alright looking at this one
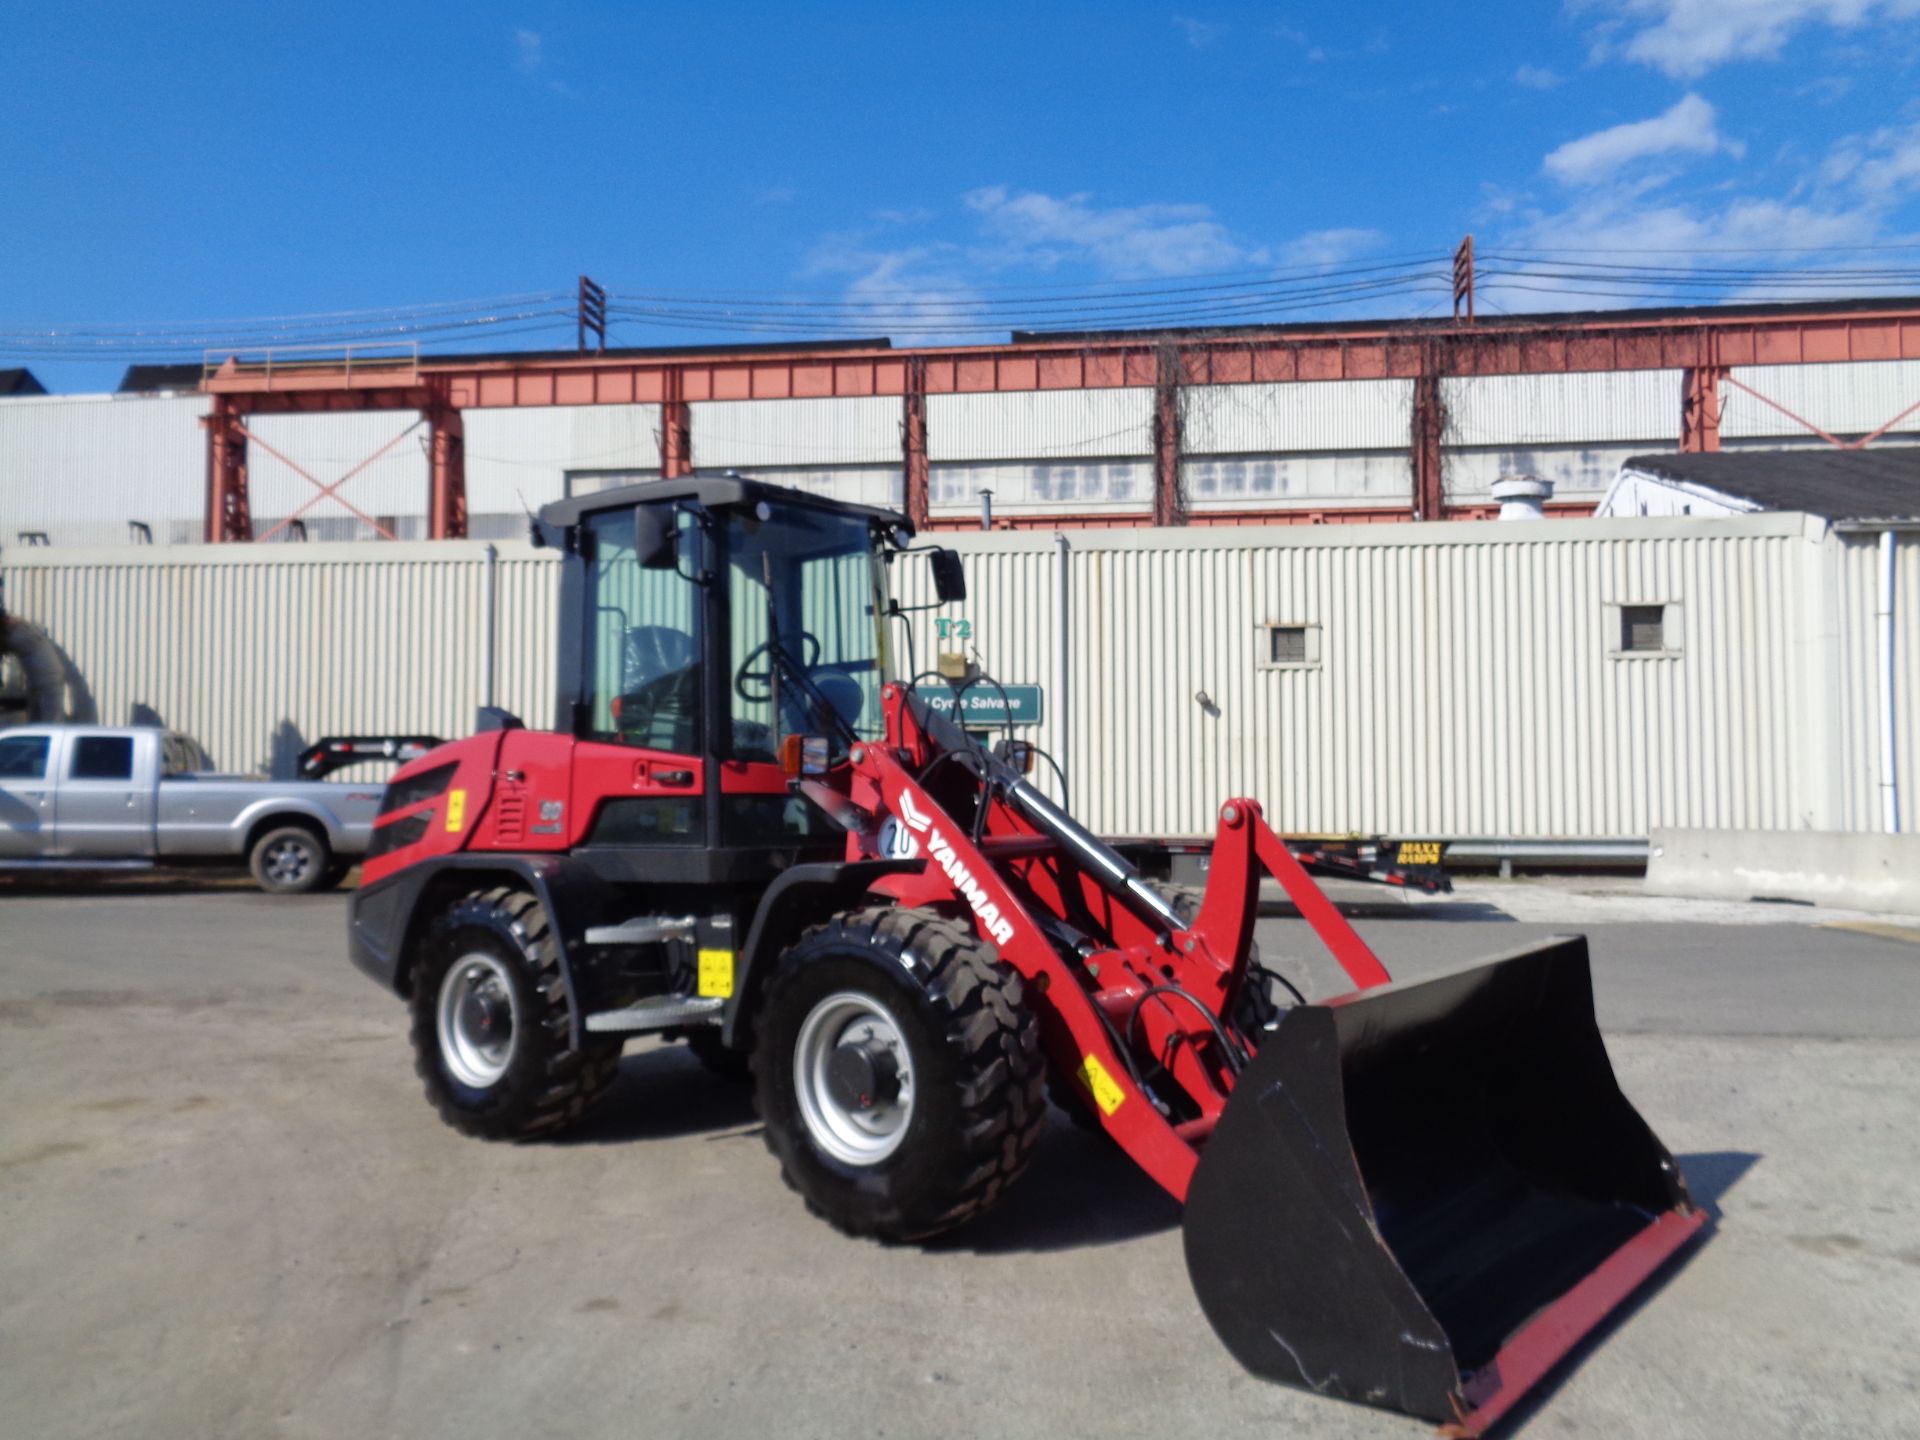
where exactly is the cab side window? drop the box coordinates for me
[0,735,50,779]
[582,505,702,753]
[70,735,134,781]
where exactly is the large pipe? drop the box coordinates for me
[482,542,499,711]
[1054,532,1070,793]
[1881,527,1901,833]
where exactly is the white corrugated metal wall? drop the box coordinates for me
[1722,359,1920,440]
[928,389,1154,515]
[1181,380,1411,511]
[0,393,209,546]
[1,543,559,776]
[903,515,1832,838]
[7,515,1897,838]
[8,515,1894,837]
[1831,532,1920,831]
[248,410,432,541]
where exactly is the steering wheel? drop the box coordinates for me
[735,631,822,702]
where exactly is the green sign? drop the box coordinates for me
[921,684,1045,727]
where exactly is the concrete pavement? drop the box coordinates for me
[1,880,1916,1439]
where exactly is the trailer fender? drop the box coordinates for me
[721,858,924,1049]
[349,852,610,1047]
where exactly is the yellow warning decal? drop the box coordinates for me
[696,949,735,999]
[1076,1054,1127,1117]
[444,789,467,832]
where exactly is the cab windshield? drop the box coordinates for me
[727,506,890,763]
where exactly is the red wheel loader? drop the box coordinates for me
[348,477,1704,1434]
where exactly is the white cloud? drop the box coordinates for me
[1543,94,1741,185]
[513,25,581,98]
[1488,117,1920,311]
[514,28,543,74]
[1172,14,1224,48]
[1279,227,1386,267]
[1514,63,1563,87]
[962,186,1265,276]
[1587,0,1920,78]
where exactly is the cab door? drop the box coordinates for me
[0,731,55,856]
[53,732,157,857]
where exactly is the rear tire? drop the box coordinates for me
[754,906,1045,1242]
[248,824,332,895]
[409,888,621,1140]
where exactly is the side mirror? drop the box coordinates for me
[930,548,967,604]
[633,506,678,570]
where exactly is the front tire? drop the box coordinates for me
[409,888,621,1140]
[248,824,332,895]
[754,907,1045,1242]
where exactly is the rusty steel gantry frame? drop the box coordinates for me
[198,297,1920,541]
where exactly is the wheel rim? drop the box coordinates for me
[793,991,916,1166]
[437,953,518,1088]
[263,836,313,885]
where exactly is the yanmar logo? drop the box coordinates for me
[897,790,1017,947]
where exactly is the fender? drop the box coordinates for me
[349,851,620,1048]
[721,858,925,1048]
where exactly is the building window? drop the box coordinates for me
[1620,604,1665,653]
[1610,601,1679,658]
[1259,623,1320,669]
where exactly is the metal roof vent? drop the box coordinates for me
[1490,473,1553,520]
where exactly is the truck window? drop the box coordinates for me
[0,735,50,779]
[70,735,135,781]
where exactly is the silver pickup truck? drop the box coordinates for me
[0,724,383,893]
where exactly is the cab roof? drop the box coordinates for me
[538,474,912,535]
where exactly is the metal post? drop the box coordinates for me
[1880,528,1902,833]
[429,404,467,540]
[1154,347,1185,526]
[1681,366,1725,452]
[204,399,252,543]
[1412,371,1446,521]
[1054,532,1070,794]
[978,489,994,531]
[903,358,930,529]
[483,543,499,711]
[660,369,692,478]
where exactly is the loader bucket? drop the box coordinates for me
[1183,936,1705,1434]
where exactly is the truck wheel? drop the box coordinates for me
[754,906,1046,1242]
[248,824,332,895]
[409,888,621,1141]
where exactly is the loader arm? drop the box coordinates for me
[840,680,1704,1434]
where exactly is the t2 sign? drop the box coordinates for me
[934,617,973,643]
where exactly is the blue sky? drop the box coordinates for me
[5,1,1920,392]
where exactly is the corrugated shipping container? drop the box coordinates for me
[1830,532,1920,831]
[8,515,1905,843]
[901,514,1852,839]
[1722,359,1920,439]
[0,393,208,545]
[1,542,560,776]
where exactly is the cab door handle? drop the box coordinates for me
[655,770,695,787]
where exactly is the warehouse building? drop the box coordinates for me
[4,296,1919,547]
